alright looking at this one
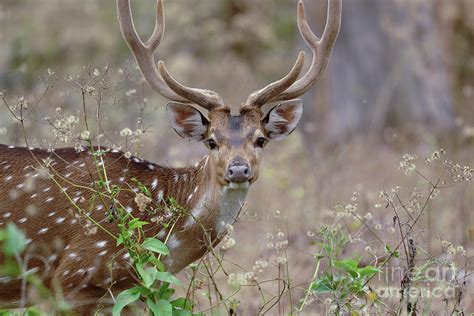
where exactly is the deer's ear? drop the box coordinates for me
[262,99,303,140]
[166,103,209,141]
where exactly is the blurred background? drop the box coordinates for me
[0,0,473,313]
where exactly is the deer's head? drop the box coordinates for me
[117,0,341,189]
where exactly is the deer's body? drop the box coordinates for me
[0,144,247,306]
[0,0,341,313]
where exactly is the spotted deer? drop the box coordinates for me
[0,0,341,313]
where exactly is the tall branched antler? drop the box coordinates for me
[244,0,342,108]
[117,0,225,110]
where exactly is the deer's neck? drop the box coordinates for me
[168,155,248,235]
[159,155,248,272]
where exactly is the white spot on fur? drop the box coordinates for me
[166,234,181,251]
[151,178,158,190]
[96,241,107,248]
[156,190,164,202]
[56,217,65,224]
[184,191,209,228]
[38,227,49,234]
[157,230,167,238]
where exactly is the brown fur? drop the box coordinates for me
[0,144,217,313]
[0,107,270,313]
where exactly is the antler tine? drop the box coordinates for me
[117,0,185,102]
[117,0,225,110]
[270,0,342,102]
[244,51,305,108]
[159,61,225,110]
[145,0,165,52]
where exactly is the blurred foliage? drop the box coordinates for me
[0,0,474,313]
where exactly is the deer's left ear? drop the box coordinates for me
[166,103,209,141]
[262,99,303,140]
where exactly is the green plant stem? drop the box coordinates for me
[297,252,322,312]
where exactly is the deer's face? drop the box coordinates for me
[118,0,340,188]
[167,100,303,189]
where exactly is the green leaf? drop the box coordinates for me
[116,235,124,246]
[3,223,27,256]
[385,244,400,258]
[155,271,182,286]
[142,238,170,256]
[112,288,141,316]
[359,266,380,278]
[25,307,43,316]
[128,218,149,230]
[147,299,173,316]
[335,258,359,278]
[171,298,193,311]
[160,287,175,300]
[311,279,333,293]
[173,311,193,316]
[136,264,158,288]
[149,256,165,272]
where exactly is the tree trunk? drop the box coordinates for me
[300,0,455,145]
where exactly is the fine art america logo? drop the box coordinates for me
[373,266,460,300]
[375,285,456,300]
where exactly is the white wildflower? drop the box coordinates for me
[120,128,133,137]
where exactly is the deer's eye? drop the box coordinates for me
[255,137,267,148]
[206,138,218,150]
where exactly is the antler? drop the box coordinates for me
[117,0,225,110]
[244,0,342,108]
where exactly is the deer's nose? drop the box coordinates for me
[226,161,251,183]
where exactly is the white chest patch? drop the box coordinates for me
[183,186,248,234]
[216,186,248,234]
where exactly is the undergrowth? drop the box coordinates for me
[0,68,472,315]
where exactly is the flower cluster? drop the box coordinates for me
[45,109,80,143]
[441,240,467,256]
[228,271,256,286]
[399,153,417,175]
[134,193,152,213]
[267,229,288,265]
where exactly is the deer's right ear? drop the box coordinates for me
[166,103,209,142]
